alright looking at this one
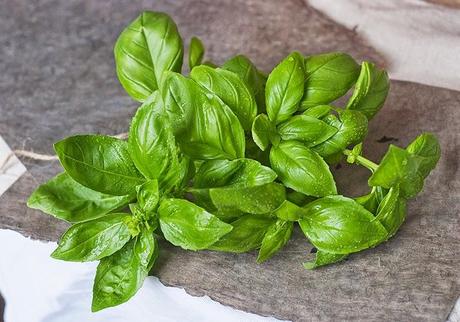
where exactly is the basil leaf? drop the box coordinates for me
[54,135,144,196]
[129,92,179,178]
[51,213,132,262]
[369,134,440,198]
[270,141,337,197]
[222,55,267,112]
[251,114,279,151]
[273,200,306,221]
[277,115,338,147]
[375,186,406,238]
[190,65,257,130]
[257,219,293,263]
[27,173,131,223]
[136,180,159,215]
[312,110,368,158]
[209,183,286,215]
[189,36,204,69]
[300,52,360,110]
[303,251,347,270]
[193,158,277,189]
[158,198,233,250]
[346,62,389,120]
[162,73,245,160]
[114,11,183,102]
[92,230,157,312]
[266,52,305,124]
[299,195,388,254]
[355,186,386,214]
[302,105,332,119]
[210,214,276,253]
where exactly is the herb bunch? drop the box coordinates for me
[27,11,440,311]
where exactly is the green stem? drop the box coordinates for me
[343,149,379,172]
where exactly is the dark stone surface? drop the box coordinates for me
[0,1,458,321]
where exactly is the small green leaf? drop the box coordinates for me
[222,55,267,112]
[191,65,257,130]
[136,180,159,215]
[51,213,132,262]
[355,186,387,214]
[346,62,389,120]
[273,200,306,221]
[375,186,406,238]
[270,141,337,197]
[303,251,347,269]
[54,135,144,196]
[312,110,368,158]
[251,114,279,151]
[158,198,233,250]
[277,115,338,147]
[302,105,332,119]
[193,158,277,189]
[210,214,276,253]
[265,52,305,124]
[406,133,441,178]
[114,11,183,102]
[300,52,360,109]
[209,183,286,215]
[257,219,293,263]
[92,230,157,312]
[299,195,388,254]
[27,173,131,223]
[189,36,205,69]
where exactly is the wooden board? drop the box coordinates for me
[0,1,458,321]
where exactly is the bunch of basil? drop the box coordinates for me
[27,11,440,311]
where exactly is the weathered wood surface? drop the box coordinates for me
[0,1,458,321]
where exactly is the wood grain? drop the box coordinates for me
[0,1,458,321]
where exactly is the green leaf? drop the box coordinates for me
[209,183,286,215]
[162,73,245,160]
[51,213,132,262]
[375,186,406,238]
[299,196,388,254]
[92,230,157,312]
[369,134,440,198]
[54,135,144,196]
[136,180,159,215]
[114,11,183,102]
[257,219,293,263]
[355,186,386,214]
[273,200,306,221]
[312,110,368,158]
[189,36,204,69]
[222,55,267,112]
[27,173,131,223]
[270,141,337,197]
[346,62,389,120]
[190,65,258,130]
[251,114,279,151]
[300,52,360,110]
[265,52,305,124]
[303,251,347,269]
[129,92,178,177]
[193,158,277,189]
[302,105,332,119]
[277,115,338,147]
[158,198,233,250]
[210,214,276,253]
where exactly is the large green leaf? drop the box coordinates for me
[300,52,360,109]
[210,214,276,253]
[54,135,144,196]
[51,213,132,262]
[346,62,389,120]
[191,65,257,130]
[270,141,337,197]
[27,173,131,223]
[257,219,293,263]
[277,115,338,147]
[114,11,183,101]
[222,55,267,112]
[92,230,157,312]
[158,198,233,250]
[265,52,305,124]
[299,196,388,254]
